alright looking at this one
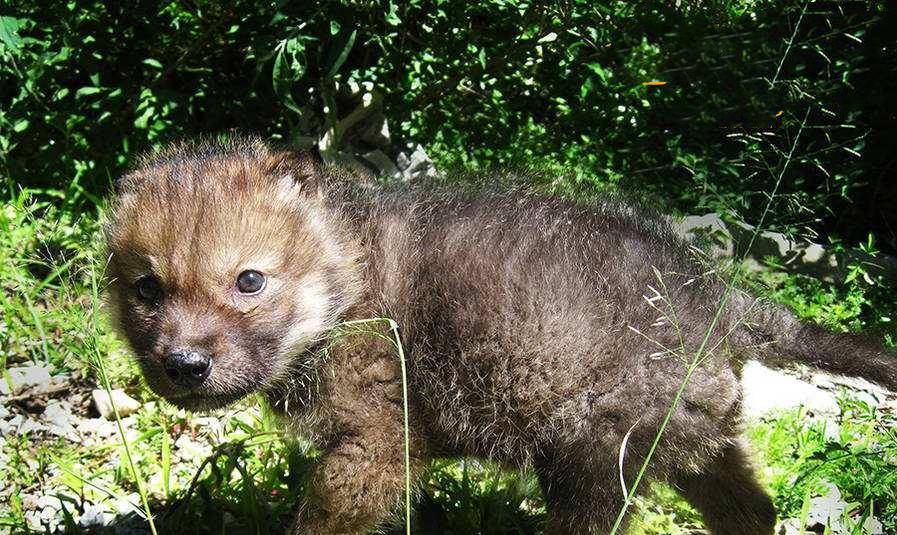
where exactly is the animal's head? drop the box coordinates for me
[104,138,362,410]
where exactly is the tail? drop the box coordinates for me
[732,292,897,391]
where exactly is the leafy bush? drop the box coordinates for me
[1,1,895,250]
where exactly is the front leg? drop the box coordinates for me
[291,423,424,535]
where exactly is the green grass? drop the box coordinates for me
[2,183,896,534]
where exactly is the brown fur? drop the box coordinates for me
[104,137,897,535]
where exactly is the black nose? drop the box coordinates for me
[164,349,212,388]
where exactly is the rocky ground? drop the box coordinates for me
[1,359,894,534]
[0,362,257,534]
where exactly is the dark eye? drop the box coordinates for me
[135,275,162,302]
[236,270,266,295]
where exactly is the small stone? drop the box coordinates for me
[395,150,410,172]
[399,144,437,180]
[825,374,889,406]
[810,373,837,390]
[4,364,53,395]
[78,503,108,527]
[174,434,212,461]
[24,509,43,531]
[42,400,79,439]
[36,493,61,513]
[361,150,401,178]
[807,481,847,532]
[21,494,41,510]
[92,389,142,419]
[672,213,735,259]
[822,420,841,442]
[777,518,803,535]
[17,417,48,436]
[77,417,119,439]
[864,515,885,535]
[882,399,897,414]
[1,413,22,435]
[112,492,142,517]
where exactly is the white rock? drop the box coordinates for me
[4,364,53,395]
[77,417,119,439]
[21,493,41,510]
[361,149,401,178]
[672,213,735,259]
[776,518,804,535]
[742,361,840,419]
[24,509,43,531]
[810,373,837,390]
[802,481,883,534]
[822,420,841,442]
[814,373,890,406]
[78,502,109,527]
[36,493,62,513]
[882,398,897,414]
[174,434,212,461]
[400,143,437,180]
[112,492,142,517]
[864,516,885,535]
[806,482,847,532]
[1,414,22,435]
[92,389,142,419]
[17,417,48,436]
[42,400,79,440]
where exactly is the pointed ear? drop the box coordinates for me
[263,149,323,194]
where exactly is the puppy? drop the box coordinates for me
[104,137,897,534]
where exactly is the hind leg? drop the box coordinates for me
[534,453,629,535]
[673,441,776,535]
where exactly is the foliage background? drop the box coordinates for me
[2,1,897,534]
[2,0,896,248]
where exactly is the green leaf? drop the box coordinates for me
[586,62,612,84]
[537,32,558,43]
[581,77,594,99]
[75,87,103,98]
[134,106,154,129]
[0,16,24,53]
[385,3,401,26]
[272,39,304,116]
[142,58,163,69]
[326,29,357,79]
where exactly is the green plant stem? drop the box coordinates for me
[90,258,158,535]
[338,318,412,535]
[609,290,731,534]
[610,109,811,534]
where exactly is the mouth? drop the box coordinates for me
[163,389,251,411]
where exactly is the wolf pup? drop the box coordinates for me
[105,138,897,535]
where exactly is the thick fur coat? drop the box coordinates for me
[104,138,897,535]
